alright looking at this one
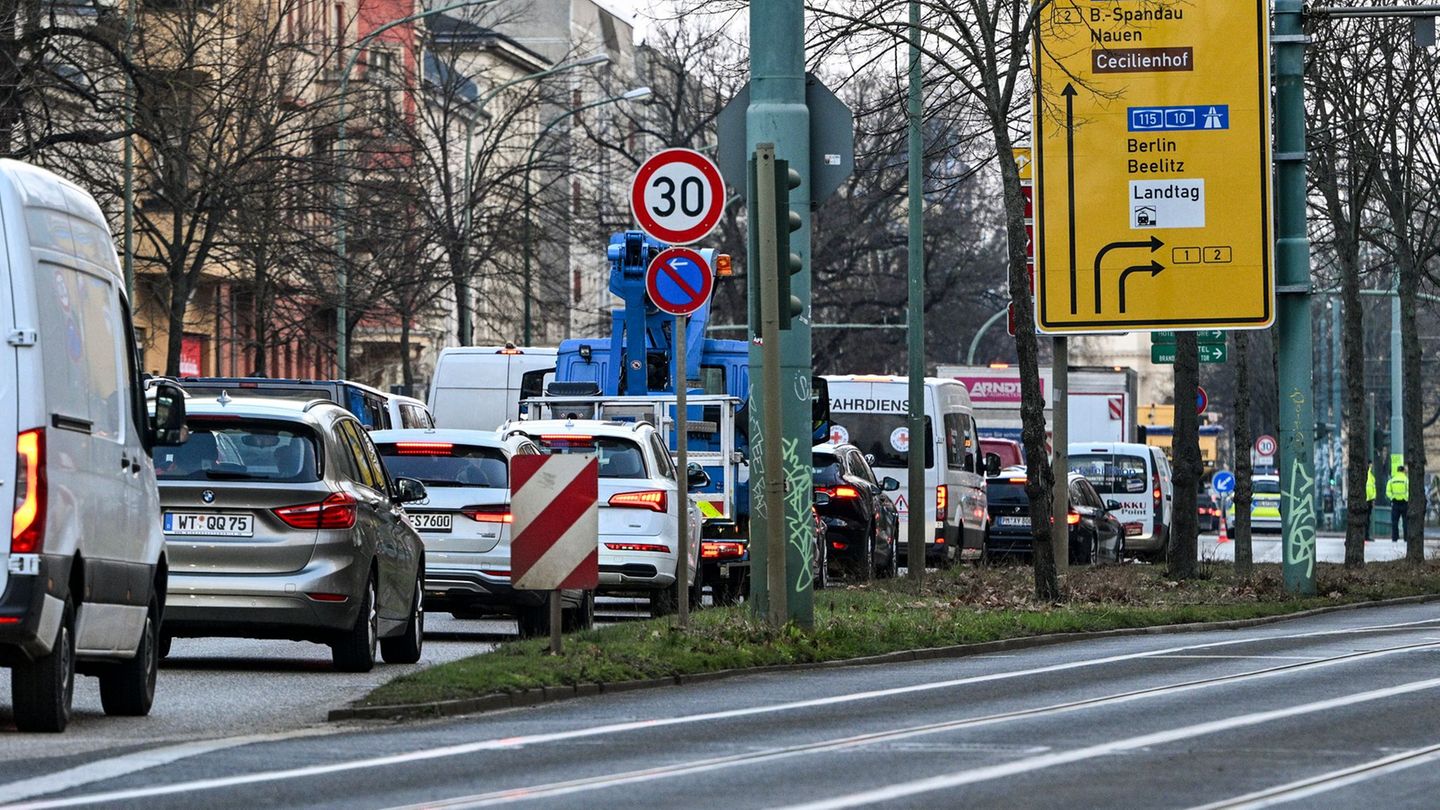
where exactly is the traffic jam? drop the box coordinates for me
[0,152,1231,735]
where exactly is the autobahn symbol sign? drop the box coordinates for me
[1033,0,1274,333]
[646,248,714,317]
[631,148,725,245]
[510,455,599,592]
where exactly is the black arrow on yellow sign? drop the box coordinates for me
[1062,83,1078,315]
[1094,236,1163,313]
[1119,261,1165,314]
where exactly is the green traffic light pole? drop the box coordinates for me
[519,87,652,346]
[455,53,610,345]
[746,0,813,627]
[332,0,501,378]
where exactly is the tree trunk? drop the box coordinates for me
[164,271,189,376]
[994,126,1058,601]
[1399,243,1425,562]
[1168,333,1200,578]
[1340,252,1370,563]
[0,0,19,156]
[1233,330,1253,578]
[453,246,472,347]
[399,313,413,393]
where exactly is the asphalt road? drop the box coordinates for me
[4,600,1439,808]
[1199,532,1438,564]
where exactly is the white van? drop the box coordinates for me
[1067,442,1173,560]
[823,376,996,567]
[428,345,557,430]
[0,161,187,732]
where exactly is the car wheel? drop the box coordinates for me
[688,567,704,610]
[858,529,875,582]
[563,590,596,632]
[12,598,75,733]
[158,633,173,660]
[331,574,378,673]
[99,596,160,716]
[380,575,424,664]
[814,539,829,590]
[651,581,679,617]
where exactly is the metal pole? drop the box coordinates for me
[747,0,812,627]
[333,0,499,377]
[1052,337,1069,574]
[905,0,927,581]
[675,313,690,626]
[966,307,1009,365]
[756,144,787,628]
[1275,0,1317,595]
[1390,288,1403,476]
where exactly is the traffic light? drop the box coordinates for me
[749,150,804,331]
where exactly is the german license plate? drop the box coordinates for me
[998,516,1030,526]
[410,512,453,532]
[1124,523,1144,536]
[164,512,253,537]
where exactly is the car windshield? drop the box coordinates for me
[987,481,1030,505]
[529,435,648,479]
[1254,478,1281,494]
[154,420,320,482]
[375,443,508,488]
[830,413,933,470]
[1068,454,1148,494]
[813,452,843,486]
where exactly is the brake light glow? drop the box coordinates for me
[462,505,513,523]
[1007,477,1028,484]
[608,490,667,512]
[936,485,948,517]
[815,485,860,500]
[392,441,454,456]
[605,542,670,553]
[831,541,848,551]
[274,492,358,529]
[701,541,746,559]
[306,592,349,602]
[1066,511,1081,525]
[497,347,524,355]
[12,429,45,554]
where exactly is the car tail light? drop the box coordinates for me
[274,492,358,529]
[391,441,454,456]
[462,505,513,523]
[936,485,948,517]
[831,541,848,550]
[815,485,860,499]
[605,542,670,552]
[11,429,45,554]
[609,490,667,512]
[1066,511,1081,525]
[306,592,349,602]
[700,540,745,559]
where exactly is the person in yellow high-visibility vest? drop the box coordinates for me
[1388,464,1410,543]
[1365,465,1377,542]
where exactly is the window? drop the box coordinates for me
[376,443,508,488]
[336,420,383,491]
[528,434,648,479]
[650,434,676,480]
[850,450,880,485]
[812,451,844,487]
[1069,454,1148,495]
[155,420,320,483]
[830,413,933,470]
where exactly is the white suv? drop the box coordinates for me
[503,419,701,617]
[371,428,595,636]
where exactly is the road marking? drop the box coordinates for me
[1188,742,1440,809]
[9,615,1440,808]
[0,727,335,805]
[377,640,1440,809]
[1150,655,1322,660]
[782,677,1440,810]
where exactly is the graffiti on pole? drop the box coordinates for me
[1284,456,1317,580]
[783,436,815,593]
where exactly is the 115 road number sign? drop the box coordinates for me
[630,148,725,245]
[1033,0,1274,333]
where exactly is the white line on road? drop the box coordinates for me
[378,640,1440,809]
[1187,742,1440,809]
[8,615,1440,808]
[781,678,1440,810]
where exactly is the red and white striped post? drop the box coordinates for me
[511,455,600,654]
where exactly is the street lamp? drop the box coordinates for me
[332,0,502,379]
[454,51,610,345]
[520,86,653,346]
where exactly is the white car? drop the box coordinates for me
[503,419,702,617]
[371,428,594,636]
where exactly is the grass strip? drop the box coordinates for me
[363,558,1440,708]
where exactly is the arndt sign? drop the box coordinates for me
[1033,1,1273,332]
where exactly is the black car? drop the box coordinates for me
[984,470,1125,564]
[812,443,900,580]
[1198,493,1222,533]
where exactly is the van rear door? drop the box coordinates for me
[0,203,18,594]
[1069,450,1155,540]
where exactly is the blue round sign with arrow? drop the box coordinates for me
[645,247,714,317]
[1211,470,1236,495]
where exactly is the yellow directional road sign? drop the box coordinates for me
[1033,0,1273,333]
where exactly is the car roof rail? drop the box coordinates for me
[301,399,332,412]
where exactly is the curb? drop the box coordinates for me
[327,592,1440,723]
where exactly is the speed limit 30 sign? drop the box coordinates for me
[630,148,725,245]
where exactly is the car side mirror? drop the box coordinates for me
[149,381,188,448]
[984,452,1003,477]
[813,491,831,506]
[881,476,901,492]
[395,477,428,504]
[686,463,711,491]
[1106,499,1122,511]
